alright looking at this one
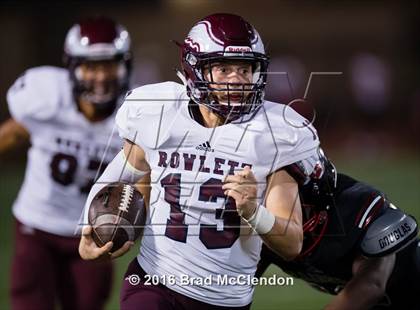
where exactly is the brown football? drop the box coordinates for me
[88,183,146,252]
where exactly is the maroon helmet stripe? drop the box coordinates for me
[197,14,257,48]
[197,21,224,46]
[79,17,117,44]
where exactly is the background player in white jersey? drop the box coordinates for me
[0,17,131,310]
[79,13,322,309]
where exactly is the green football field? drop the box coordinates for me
[1,154,419,309]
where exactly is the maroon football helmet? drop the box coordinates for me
[64,17,131,118]
[180,13,269,122]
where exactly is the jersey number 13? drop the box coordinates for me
[161,173,241,250]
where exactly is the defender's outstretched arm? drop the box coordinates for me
[324,254,395,310]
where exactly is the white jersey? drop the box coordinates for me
[7,66,122,236]
[115,81,320,306]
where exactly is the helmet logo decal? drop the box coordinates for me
[249,31,258,44]
[185,37,200,52]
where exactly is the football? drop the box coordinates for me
[88,183,146,252]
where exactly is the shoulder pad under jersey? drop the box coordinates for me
[7,66,68,125]
[115,81,186,149]
[259,101,320,173]
[361,206,418,257]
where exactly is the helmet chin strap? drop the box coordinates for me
[89,99,118,118]
[78,97,118,121]
[81,92,114,105]
[73,84,119,121]
[72,71,126,121]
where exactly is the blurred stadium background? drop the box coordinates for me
[0,1,419,309]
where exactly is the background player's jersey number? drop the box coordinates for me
[50,152,107,193]
[161,173,241,250]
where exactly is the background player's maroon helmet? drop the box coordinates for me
[180,13,270,122]
[64,17,131,117]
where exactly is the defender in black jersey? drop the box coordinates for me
[257,153,419,309]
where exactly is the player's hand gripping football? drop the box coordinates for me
[223,166,258,219]
[79,225,134,261]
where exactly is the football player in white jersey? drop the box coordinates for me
[1,17,131,310]
[79,13,321,309]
